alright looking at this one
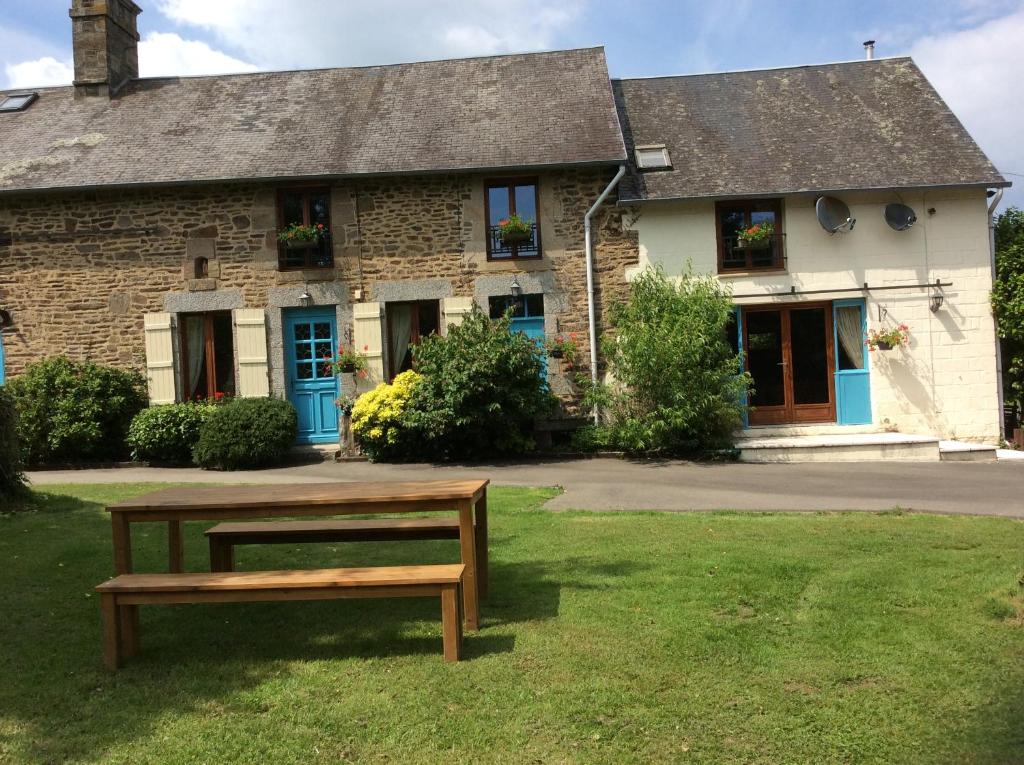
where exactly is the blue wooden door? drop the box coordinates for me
[284,308,339,444]
[511,316,546,376]
[833,299,872,425]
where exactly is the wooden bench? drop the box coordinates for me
[95,564,465,669]
[204,518,487,598]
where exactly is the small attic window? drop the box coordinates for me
[635,144,671,170]
[0,93,38,112]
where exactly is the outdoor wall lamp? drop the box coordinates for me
[510,277,522,298]
[930,293,944,313]
[298,289,313,307]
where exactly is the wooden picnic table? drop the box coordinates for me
[106,480,489,631]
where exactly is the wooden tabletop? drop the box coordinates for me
[108,480,489,513]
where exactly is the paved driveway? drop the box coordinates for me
[27,457,1024,518]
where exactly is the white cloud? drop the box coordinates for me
[153,0,585,69]
[910,9,1024,208]
[138,32,257,77]
[5,56,73,88]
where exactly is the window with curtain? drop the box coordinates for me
[277,188,333,270]
[180,312,235,400]
[386,300,440,379]
[716,199,784,272]
[835,304,866,370]
[486,178,541,260]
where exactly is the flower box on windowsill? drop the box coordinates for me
[500,231,533,247]
[735,237,771,250]
[283,238,319,250]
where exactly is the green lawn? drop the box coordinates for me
[1,484,1022,764]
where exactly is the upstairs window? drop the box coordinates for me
[0,93,37,112]
[278,188,333,270]
[635,144,671,170]
[716,199,784,272]
[486,178,541,260]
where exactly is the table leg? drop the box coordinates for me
[474,492,488,601]
[110,515,139,655]
[168,520,185,573]
[458,500,480,632]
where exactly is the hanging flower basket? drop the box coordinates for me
[341,362,356,373]
[549,348,564,359]
[866,324,909,352]
[544,333,578,363]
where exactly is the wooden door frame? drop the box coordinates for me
[743,302,836,426]
[386,300,441,380]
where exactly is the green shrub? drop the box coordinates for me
[6,357,147,465]
[192,397,298,470]
[0,386,27,503]
[350,370,423,461]
[404,307,556,461]
[582,266,751,455]
[127,402,217,464]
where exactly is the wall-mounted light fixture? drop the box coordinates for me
[929,292,944,313]
[298,289,313,308]
[510,277,522,298]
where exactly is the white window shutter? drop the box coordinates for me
[233,308,270,398]
[353,302,385,385]
[143,312,176,404]
[441,297,475,335]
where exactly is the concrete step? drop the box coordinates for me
[939,440,998,462]
[735,432,940,463]
[739,424,884,439]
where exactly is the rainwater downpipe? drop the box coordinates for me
[584,164,626,425]
[988,188,1006,440]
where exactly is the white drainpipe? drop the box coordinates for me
[584,164,627,425]
[988,188,1006,439]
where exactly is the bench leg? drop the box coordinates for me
[441,584,462,663]
[209,537,234,572]
[120,605,139,658]
[101,593,122,670]
[168,521,185,573]
[475,494,488,601]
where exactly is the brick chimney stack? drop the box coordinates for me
[69,0,142,98]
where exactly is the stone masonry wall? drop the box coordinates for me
[0,168,638,404]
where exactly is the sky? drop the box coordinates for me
[2,0,1022,208]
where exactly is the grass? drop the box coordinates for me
[0,483,1022,764]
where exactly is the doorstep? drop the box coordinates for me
[938,440,998,462]
[735,431,940,463]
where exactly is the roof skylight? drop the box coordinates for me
[0,93,38,112]
[635,144,671,170]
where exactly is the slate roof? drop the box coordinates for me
[0,47,625,194]
[613,58,1008,203]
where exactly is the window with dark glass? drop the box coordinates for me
[387,300,440,379]
[277,188,333,270]
[716,199,784,272]
[180,312,235,400]
[486,178,541,260]
[488,293,544,319]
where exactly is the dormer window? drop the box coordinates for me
[635,144,671,170]
[0,93,38,112]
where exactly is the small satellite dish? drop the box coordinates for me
[884,202,917,231]
[815,196,856,234]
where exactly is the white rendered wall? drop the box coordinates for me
[624,188,1000,442]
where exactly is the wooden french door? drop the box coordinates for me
[743,304,835,425]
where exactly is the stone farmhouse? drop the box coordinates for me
[0,1,1010,451]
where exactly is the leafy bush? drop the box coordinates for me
[192,397,298,470]
[0,386,27,503]
[6,357,147,465]
[350,370,423,461]
[404,307,556,460]
[581,266,750,455]
[992,207,1024,419]
[127,402,217,464]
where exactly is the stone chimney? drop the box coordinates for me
[69,0,142,98]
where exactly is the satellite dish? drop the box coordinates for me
[815,196,856,234]
[884,202,917,231]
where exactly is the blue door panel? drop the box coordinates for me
[511,316,546,376]
[284,308,339,444]
[833,299,872,425]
